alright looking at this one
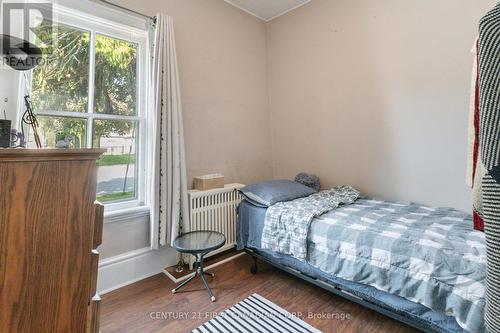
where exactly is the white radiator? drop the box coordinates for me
[186,183,244,268]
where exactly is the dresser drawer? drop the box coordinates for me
[93,202,104,248]
[0,150,104,333]
[89,250,99,301]
[86,295,101,333]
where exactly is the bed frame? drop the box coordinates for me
[245,248,442,333]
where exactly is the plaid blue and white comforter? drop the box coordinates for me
[261,186,360,260]
[262,194,486,333]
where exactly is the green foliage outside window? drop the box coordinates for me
[31,23,138,147]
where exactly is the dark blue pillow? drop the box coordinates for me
[239,179,317,208]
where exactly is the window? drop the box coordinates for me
[28,7,150,211]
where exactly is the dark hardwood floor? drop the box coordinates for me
[101,254,420,333]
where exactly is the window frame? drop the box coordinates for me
[30,5,152,213]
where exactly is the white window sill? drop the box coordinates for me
[104,206,150,224]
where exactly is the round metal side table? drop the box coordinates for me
[172,231,226,302]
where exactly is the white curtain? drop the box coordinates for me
[151,14,189,249]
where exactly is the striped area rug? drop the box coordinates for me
[191,293,322,333]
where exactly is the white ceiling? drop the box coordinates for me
[224,0,311,22]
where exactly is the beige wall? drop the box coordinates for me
[267,0,497,211]
[0,69,21,128]
[112,0,273,188]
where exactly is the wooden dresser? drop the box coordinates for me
[0,149,105,333]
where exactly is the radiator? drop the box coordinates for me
[186,183,245,268]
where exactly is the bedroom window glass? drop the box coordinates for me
[28,7,150,212]
[31,24,90,114]
[93,34,138,117]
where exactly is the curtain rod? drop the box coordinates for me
[98,0,156,21]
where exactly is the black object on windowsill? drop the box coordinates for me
[0,119,11,148]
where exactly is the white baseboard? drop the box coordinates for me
[97,246,177,295]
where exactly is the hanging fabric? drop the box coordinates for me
[477,3,500,332]
[467,39,486,232]
[150,14,189,249]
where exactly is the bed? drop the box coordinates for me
[236,185,487,333]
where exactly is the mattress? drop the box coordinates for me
[236,199,467,333]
